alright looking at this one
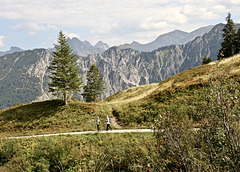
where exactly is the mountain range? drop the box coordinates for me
[119,25,214,52]
[67,25,213,56]
[67,38,109,56]
[0,46,23,56]
[0,25,212,57]
[0,23,229,109]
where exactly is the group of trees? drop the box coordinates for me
[203,12,240,65]
[218,12,240,59]
[48,31,104,105]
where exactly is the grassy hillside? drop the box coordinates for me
[105,53,240,104]
[0,54,240,137]
[0,100,109,137]
[104,54,240,127]
[0,54,240,171]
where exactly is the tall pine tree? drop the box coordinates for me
[218,13,236,60]
[82,64,104,102]
[235,28,240,54]
[48,31,82,105]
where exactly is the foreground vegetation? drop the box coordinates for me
[1,133,159,171]
[153,72,240,171]
[0,55,240,171]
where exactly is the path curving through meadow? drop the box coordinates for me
[6,129,153,139]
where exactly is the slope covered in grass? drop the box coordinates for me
[0,100,108,137]
[1,54,240,136]
[1,54,239,171]
[106,54,240,104]
[104,54,240,127]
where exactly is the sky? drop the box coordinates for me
[1,0,240,51]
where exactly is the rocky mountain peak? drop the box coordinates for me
[0,46,23,56]
[83,40,93,47]
[67,37,106,56]
[94,41,109,50]
[10,46,23,52]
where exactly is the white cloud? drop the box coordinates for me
[13,22,45,36]
[141,19,169,30]
[214,5,226,11]
[231,0,240,4]
[12,22,58,36]
[46,25,59,30]
[182,4,220,20]
[63,31,80,39]
[0,0,240,46]
[0,36,6,47]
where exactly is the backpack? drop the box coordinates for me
[109,118,112,123]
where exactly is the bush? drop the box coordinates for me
[202,55,213,64]
[0,133,160,171]
[154,70,240,171]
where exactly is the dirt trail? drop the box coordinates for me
[5,129,153,139]
[111,116,122,129]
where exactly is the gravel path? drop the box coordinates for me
[6,129,153,139]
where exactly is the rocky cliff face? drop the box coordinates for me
[75,24,225,98]
[0,24,225,109]
[0,49,52,109]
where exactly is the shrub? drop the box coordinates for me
[202,55,213,65]
[154,70,240,171]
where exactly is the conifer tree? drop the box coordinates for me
[48,31,82,105]
[235,28,240,54]
[82,64,104,102]
[218,13,236,60]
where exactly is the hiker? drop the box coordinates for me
[106,115,112,131]
[96,117,101,131]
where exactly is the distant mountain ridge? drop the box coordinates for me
[120,25,214,52]
[94,41,110,50]
[67,38,109,56]
[1,26,212,57]
[0,23,229,110]
[0,46,23,56]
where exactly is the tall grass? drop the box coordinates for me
[0,133,160,171]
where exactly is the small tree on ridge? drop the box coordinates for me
[82,64,104,102]
[218,13,237,59]
[48,31,82,105]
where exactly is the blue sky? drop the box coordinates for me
[1,0,240,51]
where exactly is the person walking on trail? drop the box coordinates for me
[96,117,101,131]
[106,115,112,131]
